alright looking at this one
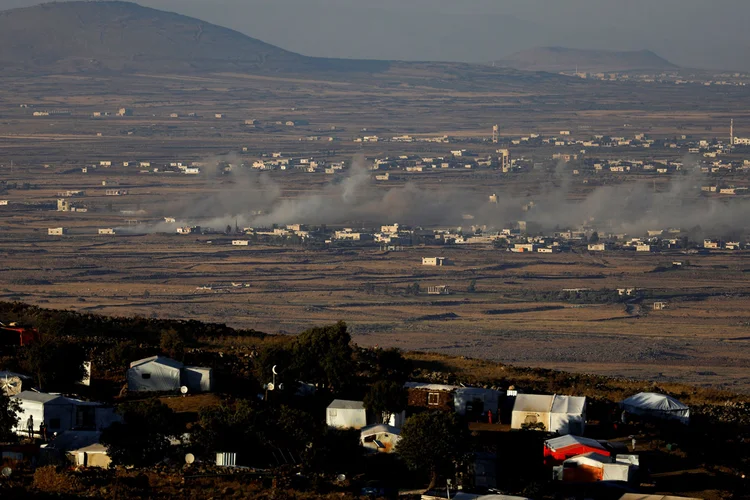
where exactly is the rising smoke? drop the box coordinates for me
[145,154,750,239]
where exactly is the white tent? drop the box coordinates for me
[68,443,111,468]
[360,423,401,453]
[620,392,689,424]
[511,394,586,435]
[127,356,182,392]
[183,366,213,393]
[326,399,367,429]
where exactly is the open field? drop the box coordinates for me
[1,229,749,392]
[2,71,750,393]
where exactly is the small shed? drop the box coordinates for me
[544,435,609,466]
[127,356,182,392]
[68,443,111,468]
[553,452,634,483]
[511,394,586,435]
[620,392,689,425]
[326,399,367,429]
[360,424,401,453]
[183,366,213,393]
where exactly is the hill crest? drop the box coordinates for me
[0,1,388,74]
[494,46,678,73]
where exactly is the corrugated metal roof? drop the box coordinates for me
[327,399,364,410]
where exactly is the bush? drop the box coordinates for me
[33,466,83,494]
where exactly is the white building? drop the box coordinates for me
[422,257,451,266]
[232,240,250,246]
[48,227,67,236]
[98,229,116,235]
[326,399,367,429]
[11,391,120,437]
[127,356,213,393]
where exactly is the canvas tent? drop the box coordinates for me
[327,399,367,429]
[553,452,634,483]
[511,394,586,435]
[128,356,182,392]
[127,356,213,393]
[620,392,689,424]
[68,443,111,468]
[360,424,401,453]
[544,435,610,466]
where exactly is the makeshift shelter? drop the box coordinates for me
[553,452,635,483]
[127,356,213,393]
[511,394,586,435]
[326,399,367,429]
[620,392,690,425]
[127,356,183,392]
[360,424,401,453]
[544,435,610,466]
[12,392,119,437]
[68,443,111,468]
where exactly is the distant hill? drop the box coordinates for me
[493,46,678,73]
[0,1,389,75]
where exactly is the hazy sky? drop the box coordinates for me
[6,0,750,70]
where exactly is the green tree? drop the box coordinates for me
[374,348,412,383]
[364,380,406,424]
[292,321,354,390]
[101,400,178,467]
[191,400,262,458]
[467,279,477,293]
[589,231,600,243]
[160,328,185,360]
[20,339,86,391]
[0,392,20,443]
[397,412,471,489]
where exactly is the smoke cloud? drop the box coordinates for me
[139,154,750,239]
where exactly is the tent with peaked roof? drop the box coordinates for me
[127,356,183,392]
[620,392,689,424]
[511,394,586,435]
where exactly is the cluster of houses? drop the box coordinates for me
[220,220,748,254]
[0,354,213,469]
[325,382,691,493]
